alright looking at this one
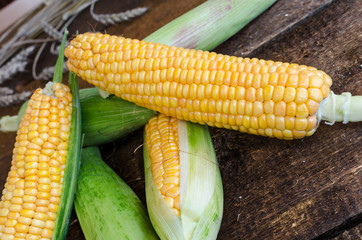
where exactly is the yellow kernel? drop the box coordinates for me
[252,102,263,116]
[268,72,278,85]
[272,129,284,139]
[20,209,34,218]
[306,116,318,131]
[235,86,245,100]
[42,228,54,238]
[295,88,308,103]
[277,73,288,86]
[308,88,323,102]
[295,118,308,131]
[284,87,296,102]
[292,130,307,138]
[31,219,46,228]
[296,103,309,118]
[263,100,274,114]
[266,114,275,128]
[306,99,319,115]
[29,225,43,235]
[272,86,285,102]
[15,223,29,233]
[274,101,286,116]
[309,75,324,88]
[282,130,294,139]
[246,87,256,101]
[286,102,297,117]
[242,115,250,128]
[285,117,295,130]
[321,84,331,98]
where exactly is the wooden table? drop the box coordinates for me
[0,0,361,239]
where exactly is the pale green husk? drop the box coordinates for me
[144,121,223,240]
[319,91,362,125]
[0,115,19,132]
[144,0,276,50]
[75,147,159,240]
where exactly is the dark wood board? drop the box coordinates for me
[0,0,361,239]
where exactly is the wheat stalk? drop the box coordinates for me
[0,87,14,95]
[0,46,35,84]
[90,0,147,25]
[37,62,68,80]
[0,90,31,107]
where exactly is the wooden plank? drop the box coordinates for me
[0,0,360,239]
[332,223,362,240]
[215,0,362,239]
[0,0,43,34]
[214,0,335,56]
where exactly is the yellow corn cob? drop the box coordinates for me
[65,32,333,140]
[145,114,181,216]
[0,83,72,240]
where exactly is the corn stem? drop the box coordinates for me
[320,92,362,124]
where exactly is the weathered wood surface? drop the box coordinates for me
[0,0,361,239]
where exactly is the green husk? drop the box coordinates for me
[144,121,223,240]
[144,0,276,50]
[51,29,82,239]
[52,71,82,240]
[80,93,155,146]
[0,115,19,132]
[75,146,159,240]
[52,30,68,83]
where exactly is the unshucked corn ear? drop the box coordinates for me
[65,32,335,140]
[80,88,156,146]
[144,114,223,240]
[0,31,82,240]
[75,146,159,240]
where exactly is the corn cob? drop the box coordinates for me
[144,114,223,240]
[145,115,181,216]
[75,146,159,240]
[0,32,82,240]
[65,32,334,140]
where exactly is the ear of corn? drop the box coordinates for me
[144,114,223,240]
[65,32,333,140]
[0,31,82,240]
[74,146,159,240]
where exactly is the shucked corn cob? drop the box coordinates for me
[144,114,223,239]
[145,115,181,216]
[0,32,82,240]
[0,83,75,240]
[65,32,333,140]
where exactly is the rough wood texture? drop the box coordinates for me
[0,0,361,239]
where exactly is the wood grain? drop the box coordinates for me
[0,0,361,239]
